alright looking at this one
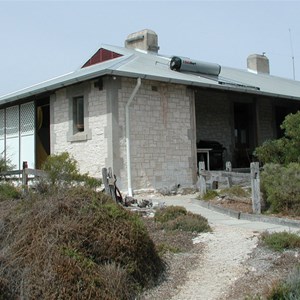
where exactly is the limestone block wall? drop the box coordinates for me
[50,80,107,178]
[117,78,197,192]
[256,97,275,144]
[195,90,233,162]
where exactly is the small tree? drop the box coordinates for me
[40,152,101,191]
[261,163,300,215]
[255,111,300,215]
[255,111,300,165]
[0,152,15,173]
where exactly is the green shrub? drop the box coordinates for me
[161,212,211,233]
[39,152,101,191]
[254,138,287,165]
[202,190,219,200]
[154,206,211,233]
[267,266,300,300]
[254,111,300,165]
[261,231,300,252]
[0,187,164,298]
[0,183,21,201]
[154,205,187,223]
[261,163,300,215]
[156,243,180,255]
[220,185,250,198]
[0,153,15,173]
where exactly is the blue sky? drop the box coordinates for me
[0,1,299,96]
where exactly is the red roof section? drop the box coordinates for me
[81,48,123,68]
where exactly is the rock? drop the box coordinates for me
[138,199,153,208]
[124,196,137,207]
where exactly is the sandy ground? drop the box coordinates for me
[170,224,258,300]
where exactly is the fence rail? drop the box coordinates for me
[198,161,261,214]
[0,162,47,189]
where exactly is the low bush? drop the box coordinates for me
[254,138,287,165]
[261,231,300,252]
[154,205,211,233]
[161,212,211,233]
[202,190,219,200]
[220,185,250,198]
[0,153,15,173]
[38,152,102,192]
[0,183,21,201]
[154,205,187,223]
[254,111,300,165]
[0,186,165,299]
[267,266,300,299]
[261,163,300,215]
[156,243,181,255]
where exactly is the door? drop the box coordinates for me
[234,103,254,167]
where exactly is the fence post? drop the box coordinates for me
[251,162,261,214]
[198,161,206,197]
[225,161,232,188]
[102,167,117,202]
[22,161,28,193]
[102,168,110,195]
[225,161,232,172]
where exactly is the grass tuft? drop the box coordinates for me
[261,231,300,252]
[220,185,250,198]
[154,205,187,223]
[267,266,300,300]
[0,183,21,201]
[154,206,211,233]
[201,190,219,201]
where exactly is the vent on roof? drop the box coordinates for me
[125,29,159,53]
[247,54,270,74]
[170,56,221,76]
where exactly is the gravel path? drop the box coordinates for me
[170,224,258,300]
[137,194,299,300]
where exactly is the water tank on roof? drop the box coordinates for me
[170,56,221,76]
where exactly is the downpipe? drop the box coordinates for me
[125,78,141,196]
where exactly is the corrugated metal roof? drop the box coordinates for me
[1,44,300,106]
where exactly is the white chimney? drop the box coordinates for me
[125,29,159,53]
[247,54,270,74]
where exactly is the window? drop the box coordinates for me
[67,84,92,143]
[73,96,84,132]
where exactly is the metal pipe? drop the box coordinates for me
[125,77,141,196]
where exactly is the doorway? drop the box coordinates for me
[234,103,254,167]
[36,99,50,169]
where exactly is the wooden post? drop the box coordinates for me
[251,162,261,214]
[198,161,206,197]
[102,167,117,202]
[225,161,232,188]
[107,167,117,202]
[225,161,232,172]
[102,168,110,195]
[22,161,28,194]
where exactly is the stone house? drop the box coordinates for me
[1,29,300,195]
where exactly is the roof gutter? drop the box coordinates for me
[125,77,141,196]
